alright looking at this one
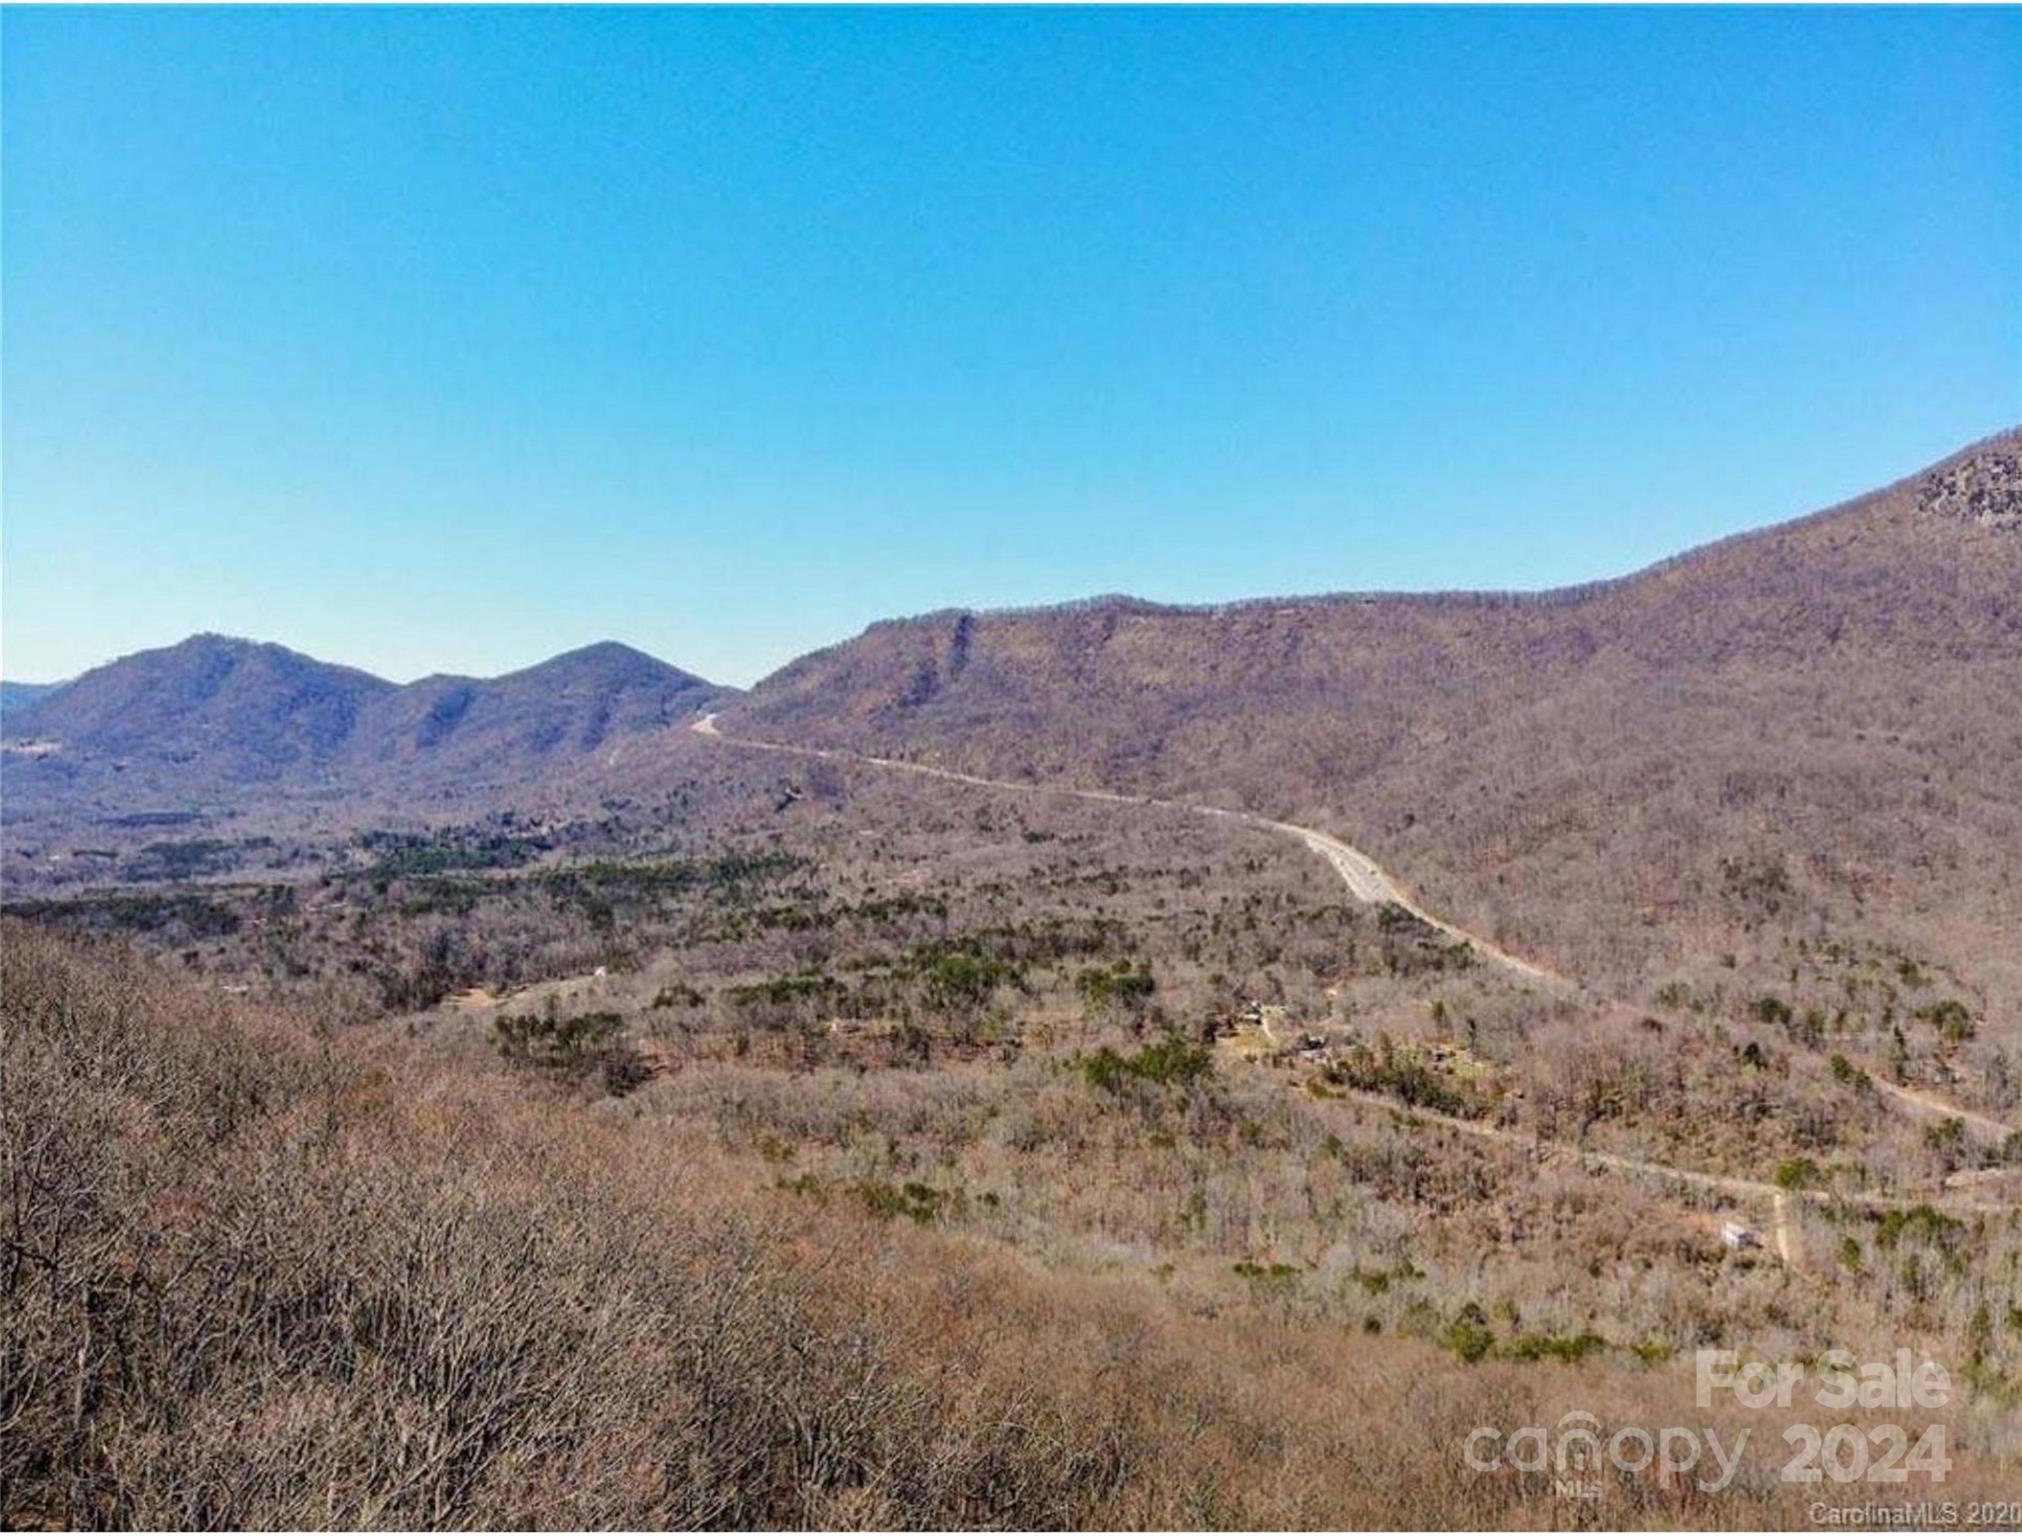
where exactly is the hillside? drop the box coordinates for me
[9,439,2022,1527]
[8,436,2018,1018]
[0,635,727,824]
[340,641,720,791]
[30,919,2005,1529]
[0,680,66,716]
[4,635,396,784]
[732,431,2022,1008]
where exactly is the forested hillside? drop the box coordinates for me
[734,433,2022,1009]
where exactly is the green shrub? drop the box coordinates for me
[1078,1031,1213,1093]
[920,950,1016,1008]
[1922,1117,1966,1153]
[853,1180,962,1226]
[1232,1261,1300,1285]
[1504,1330,1608,1365]
[1440,1304,1496,1364]
[1774,1157,1819,1190]
[728,968,836,1006]
[1075,962,1156,1009]
[1914,999,1975,1043]
[1875,1204,1964,1254]
[495,1008,625,1072]
[1325,1043,1478,1117]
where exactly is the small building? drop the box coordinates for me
[1721,1222,1761,1251]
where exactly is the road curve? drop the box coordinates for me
[689,714,1558,983]
[689,712,2017,1223]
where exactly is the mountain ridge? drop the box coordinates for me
[759,424,2022,664]
[5,430,2018,1007]
[1,634,731,812]
[726,428,2022,1001]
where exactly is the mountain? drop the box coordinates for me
[0,680,66,716]
[343,642,720,789]
[9,434,2018,1008]
[2,635,727,818]
[5,634,395,784]
[731,431,2022,1000]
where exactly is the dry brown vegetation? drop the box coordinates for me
[10,750,2018,1291]
[11,923,2020,1530]
[6,433,2022,1529]
[736,434,2022,1024]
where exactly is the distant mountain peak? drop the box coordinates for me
[1,635,731,802]
[176,631,358,661]
[529,638,687,669]
[126,632,400,695]
[500,640,709,690]
[552,639,662,663]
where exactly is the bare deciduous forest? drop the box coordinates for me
[5,437,2021,1528]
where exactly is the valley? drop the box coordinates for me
[6,432,2022,1527]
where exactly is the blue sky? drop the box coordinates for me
[4,6,2017,687]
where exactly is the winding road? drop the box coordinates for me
[1334,1089,2015,1217]
[693,713,1559,983]
[690,711,2017,1237]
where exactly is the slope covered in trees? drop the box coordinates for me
[734,433,2022,1008]
[1,636,729,818]
[14,923,2015,1528]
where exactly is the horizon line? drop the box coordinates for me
[6,420,2014,694]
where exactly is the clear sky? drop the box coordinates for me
[3,6,2017,687]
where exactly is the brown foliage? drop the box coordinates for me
[734,434,2022,1015]
[14,924,2012,1528]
